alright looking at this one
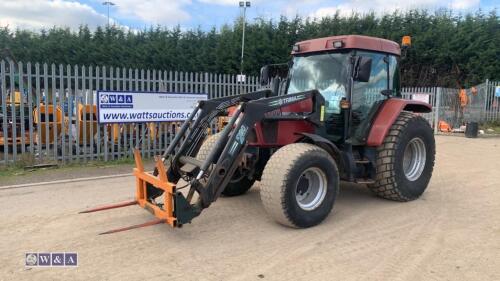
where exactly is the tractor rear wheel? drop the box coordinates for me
[368,111,435,201]
[260,143,339,228]
[197,133,255,196]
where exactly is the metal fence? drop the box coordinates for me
[0,60,259,165]
[1,60,498,166]
[428,81,500,130]
[483,80,500,122]
[401,87,438,131]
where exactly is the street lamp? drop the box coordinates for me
[239,1,251,79]
[102,1,115,27]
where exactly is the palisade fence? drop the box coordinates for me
[0,60,259,165]
[0,60,499,166]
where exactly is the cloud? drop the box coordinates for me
[0,0,193,31]
[198,0,241,4]
[197,0,259,5]
[451,0,480,9]
[310,0,481,19]
[0,0,109,30]
[114,0,192,25]
[279,0,325,18]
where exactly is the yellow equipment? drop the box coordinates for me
[33,104,63,145]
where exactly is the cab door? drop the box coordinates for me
[350,51,400,144]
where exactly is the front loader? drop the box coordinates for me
[82,35,435,233]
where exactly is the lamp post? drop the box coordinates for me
[239,1,250,78]
[102,1,115,27]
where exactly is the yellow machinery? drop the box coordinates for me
[108,122,162,145]
[77,104,98,143]
[0,91,30,146]
[33,104,63,145]
[8,91,23,104]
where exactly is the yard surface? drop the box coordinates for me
[0,135,499,281]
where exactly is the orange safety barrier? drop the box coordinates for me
[438,120,452,132]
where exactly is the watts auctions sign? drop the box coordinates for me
[97,91,207,123]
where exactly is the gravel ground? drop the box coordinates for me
[0,160,155,187]
[0,135,499,281]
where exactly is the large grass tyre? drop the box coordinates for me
[260,143,339,228]
[197,133,255,196]
[368,111,435,201]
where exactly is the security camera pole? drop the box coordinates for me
[102,1,116,27]
[239,1,251,80]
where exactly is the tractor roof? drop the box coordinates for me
[291,35,401,56]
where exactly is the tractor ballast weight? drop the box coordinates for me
[82,35,435,233]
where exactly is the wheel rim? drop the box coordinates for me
[403,137,427,181]
[295,167,327,211]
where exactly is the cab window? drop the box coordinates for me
[351,51,397,142]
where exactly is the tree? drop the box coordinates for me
[0,9,498,87]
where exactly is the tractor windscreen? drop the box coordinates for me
[287,52,350,115]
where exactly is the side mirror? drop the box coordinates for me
[260,65,270,86]
[354,56,372,82]
[380,89,393,97]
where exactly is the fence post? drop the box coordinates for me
[1,61,7,164]
[483,79,489,122]
[8,60,17,162]
[204,72,209,97]
[434,87,441,134]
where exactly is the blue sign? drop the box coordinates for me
[495,86,500,97]
[100,93,133,109]
[25,252,78,267]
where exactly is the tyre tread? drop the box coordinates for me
[260,143,337,227]
[368,111,433,201]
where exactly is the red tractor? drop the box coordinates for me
[83,35,435,232]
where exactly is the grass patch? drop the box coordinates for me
[480,120,500,134]
[76,157,136,168]
[0,166,27,177]
[0,156,139,178]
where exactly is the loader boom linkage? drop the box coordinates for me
[162,89,324,225]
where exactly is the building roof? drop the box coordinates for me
[291,35,401,56]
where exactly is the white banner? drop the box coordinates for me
[97,91,207,123]
[411,93,430,104]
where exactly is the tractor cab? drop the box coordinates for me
[262,35,403,145]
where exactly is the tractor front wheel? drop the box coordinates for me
[197,133,255,196]
[260,143,339,228]
[368,111,435,201]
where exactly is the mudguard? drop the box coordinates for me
[366,98,431,147]
[296,132,349,178]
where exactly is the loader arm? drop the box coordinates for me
[191,90,324,208]
[152,89,324,226]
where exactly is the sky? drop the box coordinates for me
[0,0,497,31]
